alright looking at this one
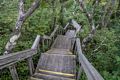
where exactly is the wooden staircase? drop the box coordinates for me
[0,20,104,80]
[30,35,76,80]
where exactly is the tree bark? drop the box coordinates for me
[101,0,116,28]
[3,0,41,80]
[4,0,41,54]
[60,0,64,27]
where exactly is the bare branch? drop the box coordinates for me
[24,0,40,20]
[93,37,106,52]
[92,0,101,15]
[92,0,101,5]
[78,0,93,26]
[82,24,97,49]
[77,0,97,49]
[101,0,116,28]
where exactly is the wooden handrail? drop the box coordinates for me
[71,19,82,31]
[64,19,82,36]
[43,26,59,40]
[0,35,41,77]
[28,35,41,75]
[31,35,41,49]
[64,22,70,30]
[0,35,40,69]
[0,49,37,69]
[76,38,104,80]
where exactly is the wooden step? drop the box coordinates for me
[33,73,75,80]
[38,69,75,79]
[46,48,73,55]
[65,30,76,38]
[35,53,76,76]
[29,77,43,80]
[51,35,72,50]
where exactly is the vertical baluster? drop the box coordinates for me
[48,39,50,48]
[42,38,45,51]
[27,58,35,76]
[9,65,19,80]
[56,29,58,35]
[47,39,49,49]
[58,28,60,35]
[27,35,40,76]
[60,27,62,33]
[47,39,50,48]
[77,66,83,80]
[61,29,63,34]
[59,27,62,35]
[73,42,77,55]
[52,37,54,46]
[58,29,60,35]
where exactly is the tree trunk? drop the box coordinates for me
[4,0,41,79]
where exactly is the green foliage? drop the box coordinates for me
[83,28,120,80]
[0,0,120,80]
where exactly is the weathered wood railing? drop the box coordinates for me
[28,35,41,76]
[75,38,104,80]
[65,20,104,80]
[42,25,65,51]
[64,19,82,36]
[0,35,40,80]
[0,20,104,80]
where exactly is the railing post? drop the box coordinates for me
[77,66,83,80]
[42,38,45,51]
[9,65,19,80]
[27,57,35,76]
[27,35,40,75]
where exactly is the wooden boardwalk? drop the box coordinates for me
[31,34,76,80]
[0,20,104,80]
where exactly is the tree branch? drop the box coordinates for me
[78,0,93,26]
[19,0,24,15]
[4,0,41,55]
[101,0,116,28]
[24,0,40,20]
[77,0,97,49]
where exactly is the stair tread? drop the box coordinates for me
[33,73,75,80]
[29,77,43,80]
[65,30,76,38]
[38,69,75,78]
[51,35,72,49]
[46,48,73,55]
[35,53,76,75]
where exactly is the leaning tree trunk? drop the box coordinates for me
[51,0,56,29]
[60,0,64,27]
[4,0,41,80]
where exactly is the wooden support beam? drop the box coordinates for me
[9,65,19,80]
[27,35,40,75]
[64,19,82,36]
[31,35,41,50]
